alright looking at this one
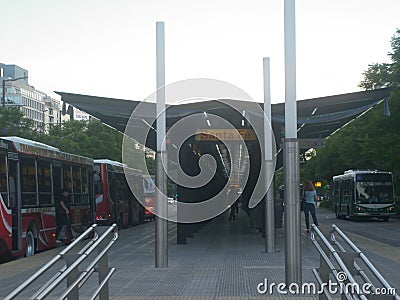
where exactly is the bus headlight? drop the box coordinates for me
[356,206,364,212]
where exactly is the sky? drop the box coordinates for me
[1,0,399,104]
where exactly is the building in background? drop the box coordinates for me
[1,63,60,131]
[74,108,90,121]
[1,63,70,132]
[1,63,149,154]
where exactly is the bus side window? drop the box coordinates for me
[72,166,82,204]
[94,172,102,195]
[37,159,52,205]
[20,157,37,206]
[82,168,89,204]
[350,180,354,201]
[0,154,8,206]
[63,164,73,202]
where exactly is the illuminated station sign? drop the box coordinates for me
[195,129,256,141]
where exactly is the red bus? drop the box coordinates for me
[143,175,156,220]
[0,136,94,258]
[94,159,144,227]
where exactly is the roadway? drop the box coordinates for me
[317,208,400,247]
[0,207,399,299]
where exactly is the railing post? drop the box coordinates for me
[96,226,112,300]
[338,252,358,276]
[64,254,80,300]
[97,253,109,300]
[318,257,330,300]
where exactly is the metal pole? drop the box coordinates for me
[284,0,301,284]
[263,57,275,253]
[155,21,168,268]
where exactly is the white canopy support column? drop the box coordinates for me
[155,21,168,268]
[284,0,301,284]
[263,57,275,253]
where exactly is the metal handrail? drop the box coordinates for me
[311,269,333,300]
[25,227,100,298]
[311,224,399,300]
[311,225,360,300]
[33,225,117,299]
[57,231,118,299]
[89,268,116,300]
[331,224,400,300]
[4,224,97,300]
[330,228,378,295]
[5,223,118,300]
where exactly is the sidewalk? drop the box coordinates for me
[104,208,400,299]
[1,207,398,299]
[103,209,320,299]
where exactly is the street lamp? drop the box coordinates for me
[2,76,28,108]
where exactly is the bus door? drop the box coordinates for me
[8,156,21,252]
[52,162,62,199]
[108,172,118,224]
[87,169,95,225]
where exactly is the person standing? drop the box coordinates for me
[55,188,74,243]
[303,180,319,233]
[229,199,239,221]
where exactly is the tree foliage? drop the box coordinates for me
[302,28,400,194]
[358,63,391,90]
[40,119,146,171]
[0,107,40,139]
[0,111,148,171]
[359,29,400,90]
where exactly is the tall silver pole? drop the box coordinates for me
[284,0,301,284]
[155,21,168,268]
[263,57,275,253]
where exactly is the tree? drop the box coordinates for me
[301,28,400,194]
[41,120,89,155]
[0,104,147,172]
[145,157,156,175]
[359,63,391,90]
[40,119,146,170]
[122,135,147,171]
[0,107,40,139]
[359,28,400,90]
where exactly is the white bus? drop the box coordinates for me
[333,170,396,221]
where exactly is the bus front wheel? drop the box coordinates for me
[25,230,35,257]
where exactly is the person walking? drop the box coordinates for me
[229,199,239,221]
[303,180,319,233]
[55,188,74,243]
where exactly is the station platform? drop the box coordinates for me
[1,208,399,299]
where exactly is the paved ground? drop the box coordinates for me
[0,207,399,299]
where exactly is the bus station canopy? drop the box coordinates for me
[56,88,390,169]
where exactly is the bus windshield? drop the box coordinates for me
[356,175,394,204]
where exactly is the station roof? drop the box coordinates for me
[56,88,391,150]
[56,88,392,212]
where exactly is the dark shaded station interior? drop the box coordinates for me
[57,88,390,243]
